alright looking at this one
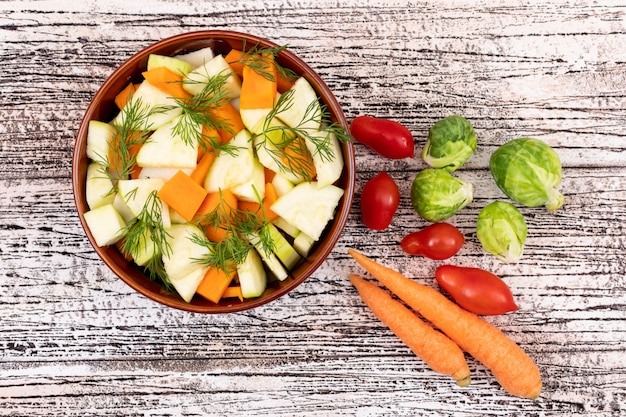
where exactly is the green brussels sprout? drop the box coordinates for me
[422,115,477,172]
[490,138,564,213]
[411,168,473,222]
[477,201,527,263]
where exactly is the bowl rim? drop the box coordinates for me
[72,30,355,314]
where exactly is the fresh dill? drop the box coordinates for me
[105,96,167,181]
[118,190,173,289]
[228,40,298,83]
[189,189,274,273]
[254,89,351,181]
[172,70,242,156]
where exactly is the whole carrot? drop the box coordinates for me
[348,249,542,399]
[350,274,471,386]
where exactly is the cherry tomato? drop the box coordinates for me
[350,115,414,159]
[400,222,464,260]
[360,171,400,230]
[435,265,519,316]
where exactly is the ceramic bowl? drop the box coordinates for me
[72,30,355,313]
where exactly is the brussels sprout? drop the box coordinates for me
[422,115,477,172]
[477,201,527,263]
[411,168,473,222]
[490,138,564,213]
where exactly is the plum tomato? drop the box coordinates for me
[435,265,519,316]
[360,171,400,230]
[350,115,414,159]
[400,222,464,260]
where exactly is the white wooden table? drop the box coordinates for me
[2,1,625,415]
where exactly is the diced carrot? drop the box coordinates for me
[237,182,279,222]
[350,274,471,386]
[191,151,215,185]
[157,170,208,222]
[130,165,142,180]
[142,66,192,99]
[196,266,237,303]
[115,82,136,110]
[283,136,316,180]
[276,68,296,93]
[107,133,142,180]
[208,101,245,142]
[263,167,276,183]
[196,189,238,242]
[222,286,244,301]
[348,249,543,399]
[239,54,278,110]
[224,48,245,77]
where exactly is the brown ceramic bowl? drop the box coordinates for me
[72,30,355,313]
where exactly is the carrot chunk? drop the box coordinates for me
[157,170,208,222]
[142,66,192,99]
[114,82,136,110]
[196,266,237,303]
[196,189,238,242]
[237,182,279,222]
[208,101,245,142]
[239,54,277,110]
[191,151,215,185]
[222,286,244,301]
[224,48,245,77]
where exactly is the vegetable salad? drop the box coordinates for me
[82,43,349,304]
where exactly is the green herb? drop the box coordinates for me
[104,96,170,181]
[190,188,274,273]
[171,71,242,156]
[229,41,298,83]
[119,190,173,289]
[254,89,350,181]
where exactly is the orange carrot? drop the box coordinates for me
[196,266,237,303]
[276,67,296,93]
[239,54,277,110]
[115,82,136,110]
[157,170,208,222]
[237,182,279,222]
[224,48,245,77]
[350,274,470,386]
[107,133,142,180]
[263,167,276,183]
[142,66,192,99]
[222,286,244,301]
[196,189,238,242]
[191,151,215,185]
[208,101,245,142]
[283,136,316,180]
[348,249,542,399]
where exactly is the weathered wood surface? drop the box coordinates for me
[1,0,625,415]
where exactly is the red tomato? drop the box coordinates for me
[400,223,464,260]
[360,171,400,230]
[435,265,519,316]
[350,116,414,159]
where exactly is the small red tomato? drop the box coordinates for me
[435,265,519,316]
[350,116,414,159]
[360,171,400,230]
[400,223,465,260]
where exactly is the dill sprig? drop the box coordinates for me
[172,70,242,156]
[254,89,351,181]
[118,190,173,289]
[190,189,274,273]
[228,41,298,83]
[105,96,168,181]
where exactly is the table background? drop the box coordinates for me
[2,1,625,416]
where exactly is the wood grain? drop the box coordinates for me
[1,0,625,416]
